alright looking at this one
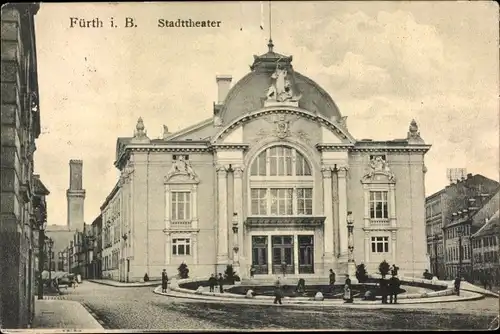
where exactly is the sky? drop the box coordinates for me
[33,1,499,226]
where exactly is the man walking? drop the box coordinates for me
[274,277,283,305]
[329,269,336,293]
[454,276,461,296]
[389,275,400,304]
[208,274,217,292]
[218,273,224,293]
[161,269,168,293]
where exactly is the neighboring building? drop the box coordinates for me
[1,3,43,329]
[89,214,103,279]
[46,160,86,271]
[472,209,499,285]
[443,187,499,280]
[101,41,432,282]
[425,174,499,279]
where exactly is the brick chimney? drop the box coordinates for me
[216,75,232,104]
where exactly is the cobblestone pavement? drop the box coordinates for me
[63,281,499,330]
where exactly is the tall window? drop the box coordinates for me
[270,189,293,215]
[251,189,267,215]
[370,191,388,219]
[297,188,313,215]
[371,236,389,253]
[250,146,312,177]
[172,238,191,256]
[250,145,313,216]
[171,192,191,220]
[250,188,313,216]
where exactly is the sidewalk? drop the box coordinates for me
[88,278,161,287]
[32,299,103,330]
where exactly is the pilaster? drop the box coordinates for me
[337,166,349,256]
[233,165,244,264]
[321,165,335,265]
[391,230,397,264]
[216,165,229,264]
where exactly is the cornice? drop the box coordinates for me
[315,143,354,152]
[211,143,250,151]
[212,107,356,144]
[351,145,431,153]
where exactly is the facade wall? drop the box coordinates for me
[0,4,40,329]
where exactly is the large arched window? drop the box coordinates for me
[249,145,313,216]
[250,146,312,176]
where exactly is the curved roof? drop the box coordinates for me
[220,41,342,123]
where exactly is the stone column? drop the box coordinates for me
[164,233,171,265]
[267,238,273,275]
[337,167,349,256]
[391,231,397,264]
[192,233,198,264]
[164,184,171,230]
[322,166,335,265]
[192,184,198,229]
[364,231,370,263]
[294,234,299,275]
[233,166,244,263]
[389,184,396,228]
[217,165,229,265]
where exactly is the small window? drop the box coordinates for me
[370,236,389,253]
[172,238,191,256]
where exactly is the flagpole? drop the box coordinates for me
[269,0,272,41]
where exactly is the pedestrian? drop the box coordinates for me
[343,275,353,303]
[389,275,400,304]
[274,277,283,305]
[208,274,217,292]
[380,277,388,304]
[250,265,256,278]
[218,273,224,293]
[390,264,399,277]
[454,276,461,296]
[329,269,336,293]
[161,269,168,293]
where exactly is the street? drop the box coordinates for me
[60,281,499,330]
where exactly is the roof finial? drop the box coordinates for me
[268,38,274,52]
[268,1,273,52]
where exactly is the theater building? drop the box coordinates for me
[101,41,431,281]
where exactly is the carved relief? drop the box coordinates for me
[252,114,310,143]
[362,156,395,182]
[165,155,199,182]
[233,165,244,178]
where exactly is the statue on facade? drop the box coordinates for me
[167,155,197,180]
[266,63,301,102]
[162,125,170,140]
[365,156,395,181]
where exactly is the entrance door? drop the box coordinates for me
[298,235,314,274]
[272,236,294,275]
[251,236,268,274]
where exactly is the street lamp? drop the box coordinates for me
[46,238,54,285]
[122,233,129,282]
[434,234,439,278]
[232,213,240,269]
[458,225,463,278]
[34,204,47,300]
[346,211,357,283]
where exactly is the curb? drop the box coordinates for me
[80,302,108,329]
[153,286,485,307]
[87,279,161,288]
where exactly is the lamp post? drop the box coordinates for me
[47,238,54,284]
[434,234,439,278]
[122,233,129,282]
[35,205,47,300]
[346,211,357,283]
[458,225,463,278]
[231,213,240,270]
